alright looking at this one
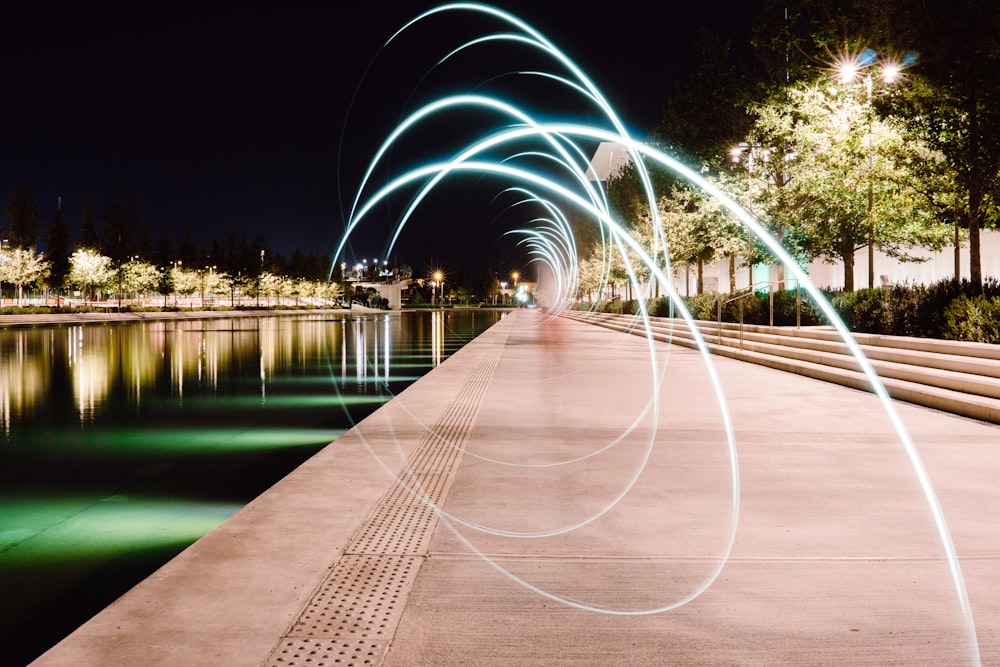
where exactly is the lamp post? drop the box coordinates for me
[171,260,182,307]
[839,50,902,289]
[257,250,264,307]
[730,143,767,290]
[0,239,8,306]
[202,265,216,307]
[433,271,443,306]
[340,262,347,306]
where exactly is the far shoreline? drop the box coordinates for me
[0,305,516,328]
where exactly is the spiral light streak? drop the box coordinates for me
[334,3,980,659]
[380,1,668,271]
[340,151,736,611]
[502,194,580,303]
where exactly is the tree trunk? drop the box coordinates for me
[697,259,704,295]
[968,186,983,293]
[843,250,855,292]
[867,178,875,289]
[954,192,961,284]
[775,228,786,291]
[966,90,984,293]
[728,254,736,293]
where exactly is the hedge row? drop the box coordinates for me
[589,278,1000,344]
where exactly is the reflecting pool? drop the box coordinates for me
[0,309,504,666]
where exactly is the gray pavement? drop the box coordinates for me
[31,309,1000,666]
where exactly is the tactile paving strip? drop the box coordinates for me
[265,324,509,666]
[289,554,420,638]
[348,472,447,555]
[264,636,385,667]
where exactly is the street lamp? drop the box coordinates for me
[837,48,908,289]
[0,239,8,306]
[731,142,769,289]
[432,271,443,306]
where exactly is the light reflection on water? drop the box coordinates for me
[0,309,502,666]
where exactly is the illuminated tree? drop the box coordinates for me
[68,249,114,301]
[888,0,1000,291]
[198,268,223,305]
[0,247,50,305]
[748,79,952,291]
[119,259,161,300]
[658,182,746,295]
[748,0,1000,290]
[320,281,343,303]
[170,265,200,304]
[278,276,296,304]
[208,271,232,303]
[259,272,282,305]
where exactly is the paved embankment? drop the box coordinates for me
[32,308,1000,666]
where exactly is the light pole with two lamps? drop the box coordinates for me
[837,48,906,289]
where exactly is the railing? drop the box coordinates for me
[716,281,802,347]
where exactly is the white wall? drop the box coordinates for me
[673,229,1000,294]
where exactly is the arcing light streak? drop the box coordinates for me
[391,2,667,240]
[336,2,980,660]
[338,153,738,611]
[343,8,735,600]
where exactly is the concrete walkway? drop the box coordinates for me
[32,309,999,666]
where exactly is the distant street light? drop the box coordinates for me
[433,271,443,306]
[0,239,8,306]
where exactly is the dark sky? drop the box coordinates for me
[0,1,760,275]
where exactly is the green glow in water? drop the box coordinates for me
[0,310,503,663]
[0,494,241,559]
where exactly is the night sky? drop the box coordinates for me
[1,1,760,275]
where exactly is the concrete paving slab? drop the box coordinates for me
[32,309,999,666]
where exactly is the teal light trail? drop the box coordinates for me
[336,4,980,662]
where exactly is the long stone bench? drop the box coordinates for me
[561,309,1000,424]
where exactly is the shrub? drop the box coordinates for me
[679,293,715,320]
[648,297,675,318]
[941,295,1000,343]
[599,299,624,314]
[588,278,1000,343]
[908,281,960,337]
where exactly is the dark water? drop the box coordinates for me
[0,309,504,666]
